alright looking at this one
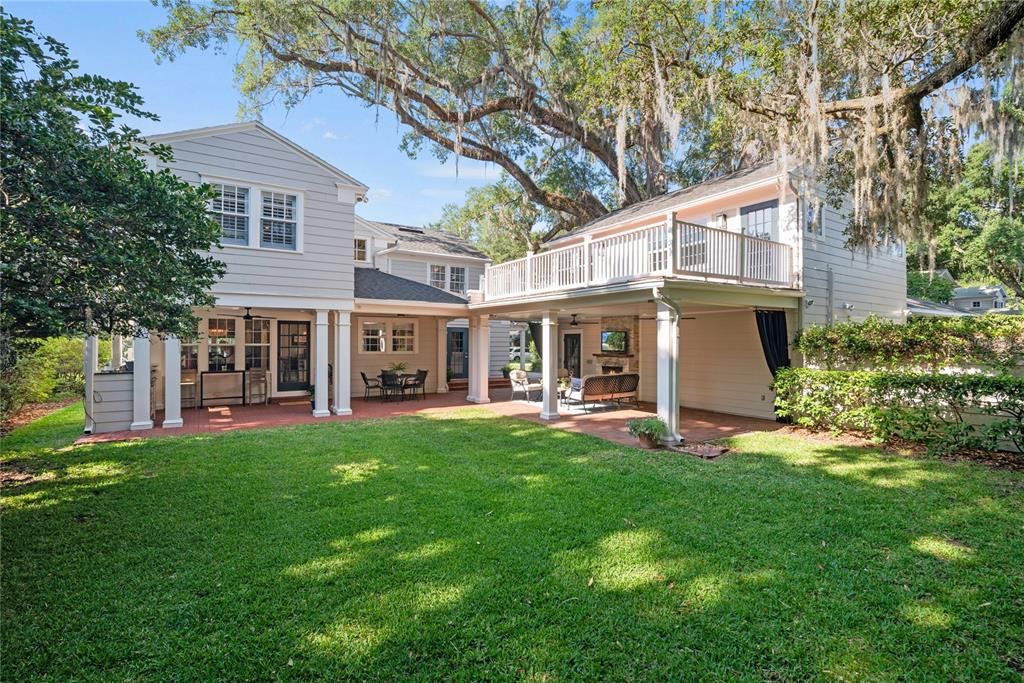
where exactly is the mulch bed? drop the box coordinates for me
[0,399,77,438]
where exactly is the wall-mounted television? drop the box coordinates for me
[601,330,628,353]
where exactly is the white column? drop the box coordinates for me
[436,319,449,393]
[110,334,123,370]
[332,311,351,415]
[656,301,682,443]
[163,334,183,428]
[472,315,490,403]
[313,309,330,417]
[540,311,560,420]
[519,328,527,370]
[130,329,153,430]
[83,335,98,433]
[466,316,480,402]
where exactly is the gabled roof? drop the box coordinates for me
[545,163,782,247]
[951,284,1006,299]
[354,268,468,304]
[906,297,974,317]
[146,121,369,193]
[371,221,489,260]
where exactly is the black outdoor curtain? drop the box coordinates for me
[528,322,543,359]
[754,309,791,377]
[564,333,581,377]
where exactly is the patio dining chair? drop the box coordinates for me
[380,370,406,402]
[360,371,382,400]
[404,369,428,400]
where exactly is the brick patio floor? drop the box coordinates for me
[77,386,780,447]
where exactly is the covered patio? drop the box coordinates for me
[76,387,779,447]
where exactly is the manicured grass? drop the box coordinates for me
[2,403,1023,681]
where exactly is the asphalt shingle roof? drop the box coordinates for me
[951,285,1005,299]
[544,163,781,246]
[372,221,488,259]
[354,268,468,304]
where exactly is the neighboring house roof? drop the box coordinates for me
[906,297,974,317]
[354,268,468,304]
[371,221,489,260]
[918,268,958,284]
[951,284,1006,300]
[544,162,782,247]
[146,121,369,193]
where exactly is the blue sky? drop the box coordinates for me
[9,1,499,225]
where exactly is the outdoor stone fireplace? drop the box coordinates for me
[593,314,638,373]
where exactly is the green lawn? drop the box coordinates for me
[2,404,1023,681]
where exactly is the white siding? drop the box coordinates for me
[154,128,357,301]
[488,320,511,376]
[92,373,134,433]
[388,258,429,283]
[679,311,777,419]
[800,194,907,328]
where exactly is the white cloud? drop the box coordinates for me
[322,130,338,140]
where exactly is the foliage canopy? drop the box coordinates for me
[0,12,224,341]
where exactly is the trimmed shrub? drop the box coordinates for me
[773,368,1024,454]
[795,315,1024,371]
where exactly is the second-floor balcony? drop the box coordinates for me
[483,219,796,301]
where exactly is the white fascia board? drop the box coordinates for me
[354,299,470,316]
[211,292,355,311]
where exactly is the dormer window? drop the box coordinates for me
[354,238,368,263]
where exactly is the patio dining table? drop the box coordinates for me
[377,372,422,401]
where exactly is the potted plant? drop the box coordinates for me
[388,361,408,373]
[627,417,667,449]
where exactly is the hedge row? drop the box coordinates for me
[794,315,1024,371]
[773,368,1024,454]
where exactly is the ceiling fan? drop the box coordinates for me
[221,307,276,321]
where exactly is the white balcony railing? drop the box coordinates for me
[484,219,795,301]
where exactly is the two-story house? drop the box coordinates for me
[83,124,907,440]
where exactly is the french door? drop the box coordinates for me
[277,321,310,391]
[447,329,469,379]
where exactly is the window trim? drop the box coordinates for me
[429,264,447,290]
[200,175,305,253]
[739,199,779,241]
[244,318,272,371]
[210,183,251,246]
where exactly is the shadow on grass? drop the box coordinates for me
[2,410,1023,680]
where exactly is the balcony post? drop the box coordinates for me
[163,334,183,428]
[332,311,352,415]
[312,309,330,417]
[525,249,534,293]
[738,234,746,283]
[656,301,682,444]
[583,235,592,286]
[667,211,678,273]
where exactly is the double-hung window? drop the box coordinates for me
[245,318,271,370]
[391,322,416,353]
[354,238,368,263]
[361,321,386,353]
[430,265,447,290]
[211,184,249,246]
[449,266,466,295]
[207,318,236,372]
[261,191,298,250]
